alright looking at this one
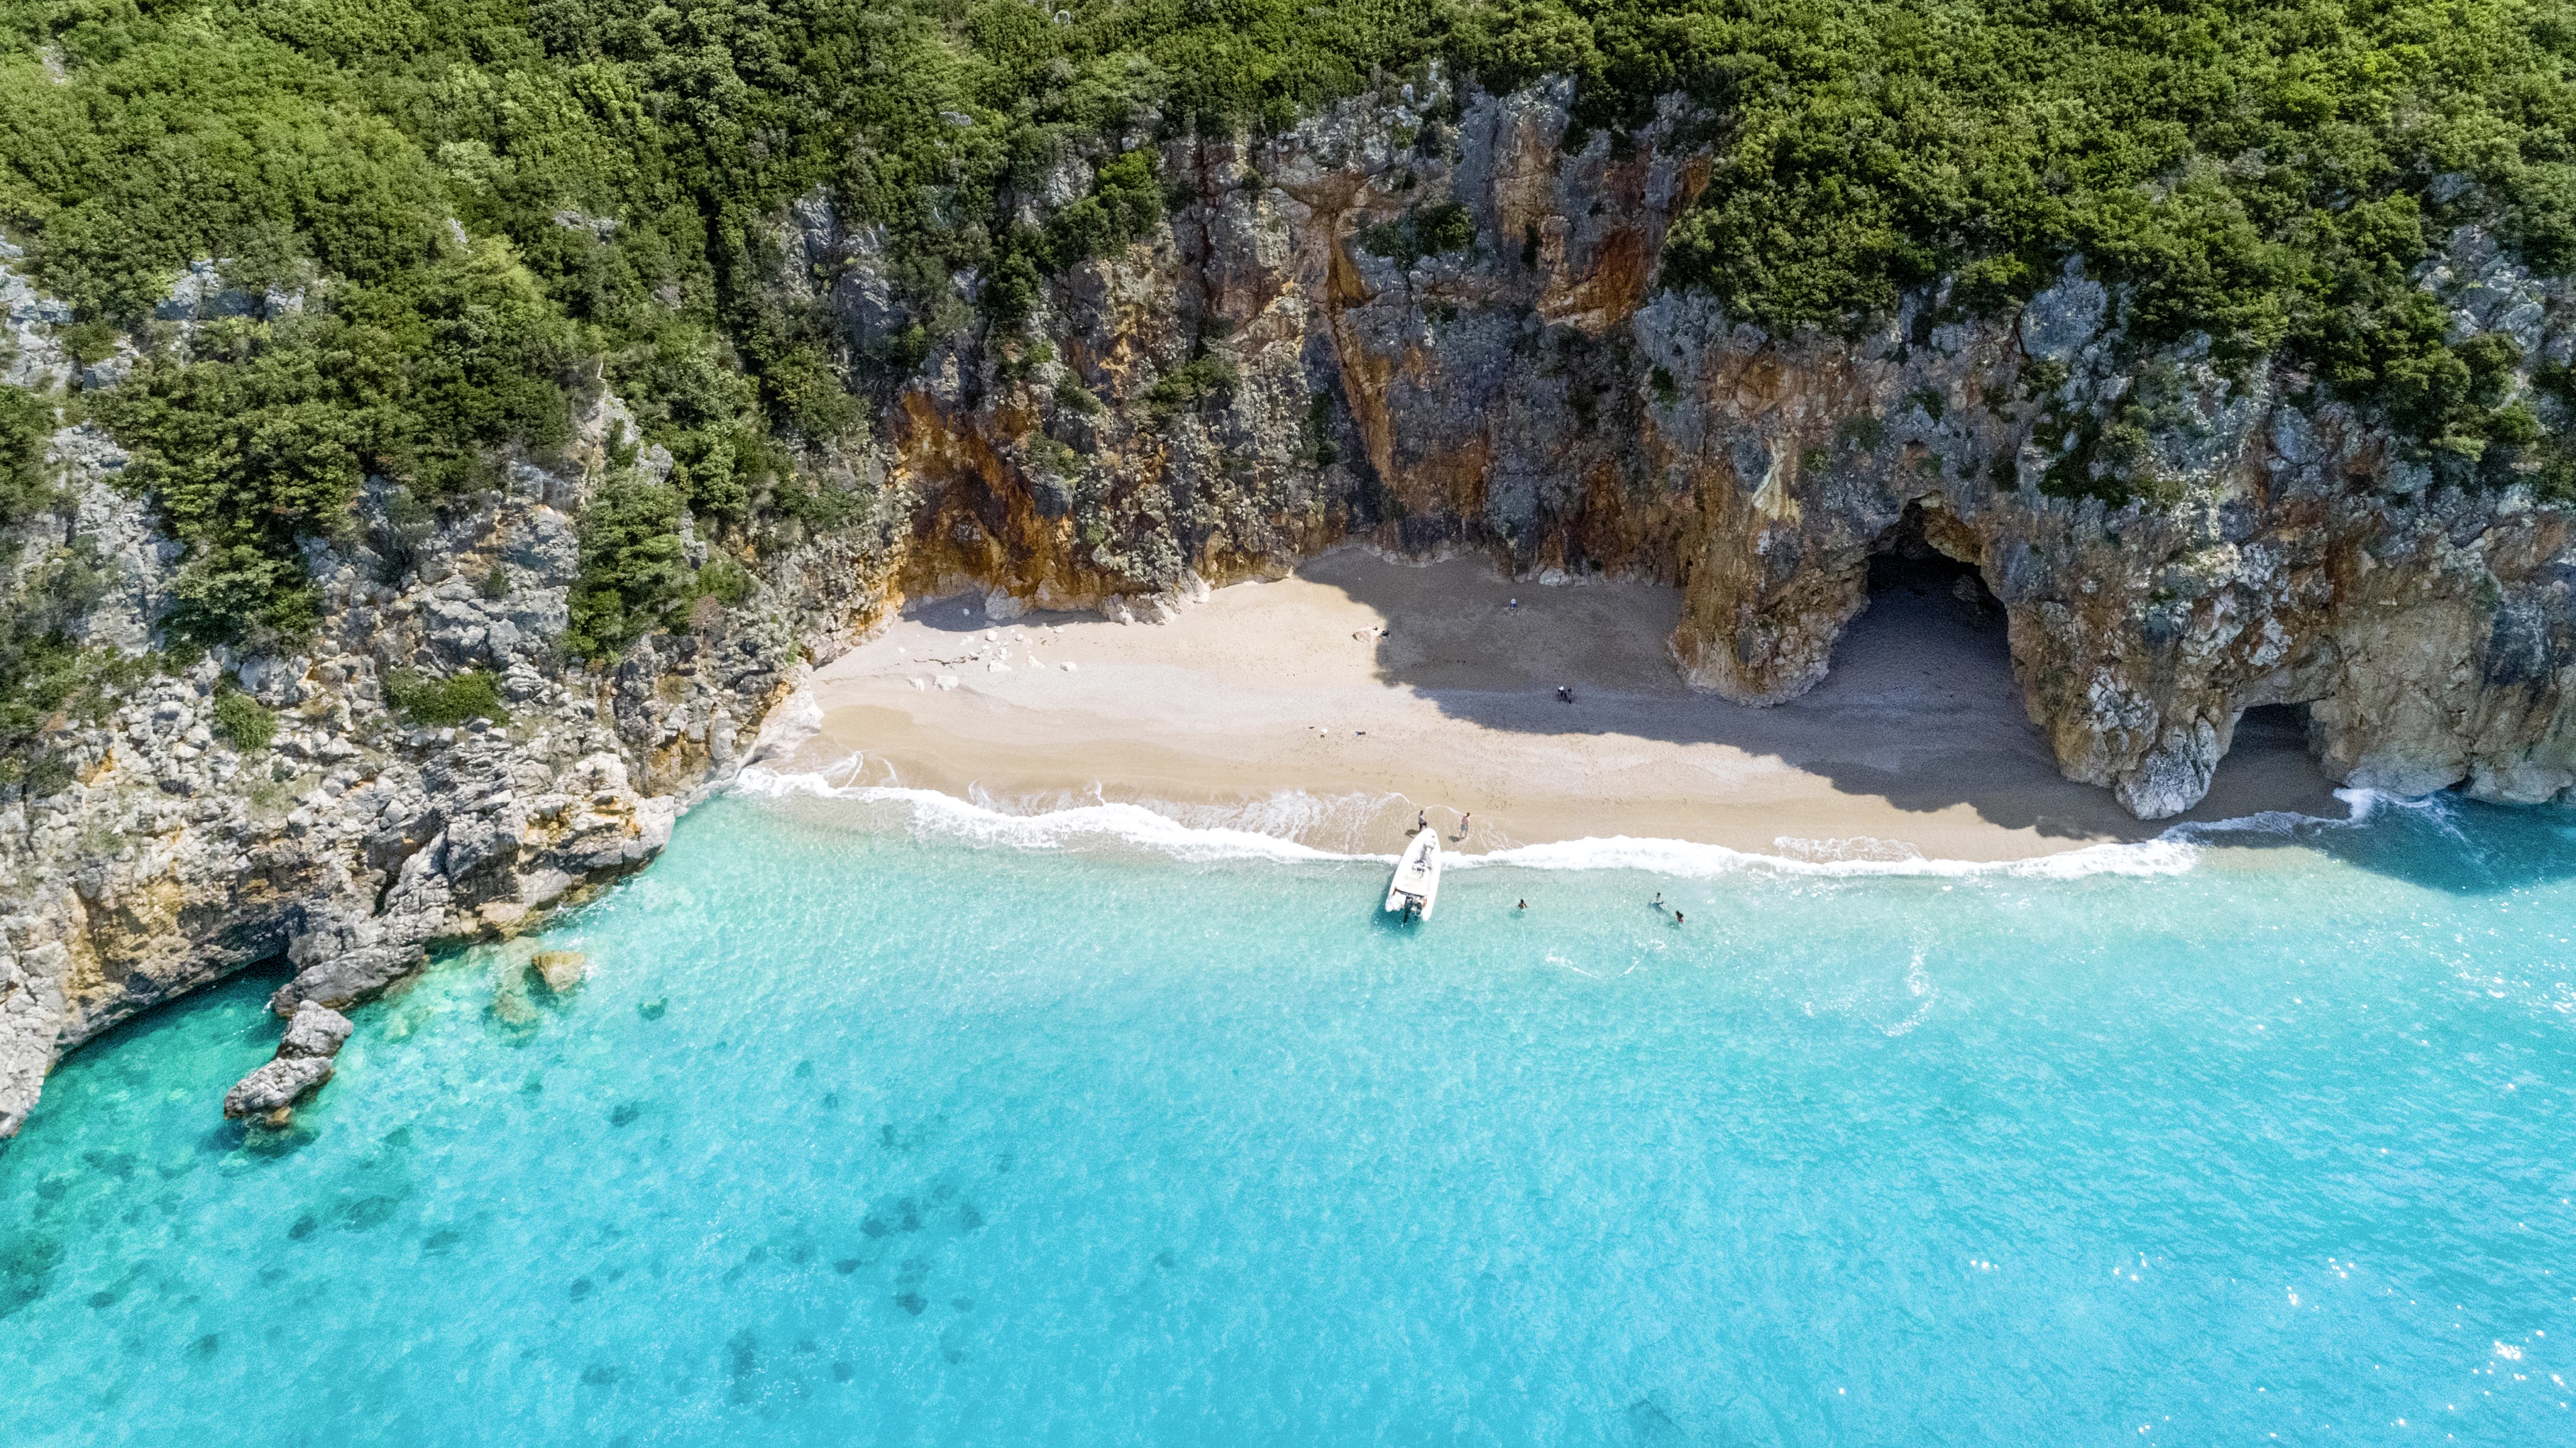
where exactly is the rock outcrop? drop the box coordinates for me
[222,1000,352,1121]
[277,1000,354,1059]
[220,1054,334,1122]
[7,74,2575,1135]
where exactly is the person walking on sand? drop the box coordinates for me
[1416,809,1427,831]
[1458,813,1471,839]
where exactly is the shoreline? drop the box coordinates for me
[778,551,2347,865]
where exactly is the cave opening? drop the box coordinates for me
[2233,702,2313,754]
[1866,501,2003,631]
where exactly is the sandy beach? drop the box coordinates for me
[781,550,2343,862]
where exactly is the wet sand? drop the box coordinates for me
[778,550,2343,862]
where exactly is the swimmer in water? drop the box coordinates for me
[1515,899,1527,911]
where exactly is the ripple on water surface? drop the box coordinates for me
[3,790,2573,1445]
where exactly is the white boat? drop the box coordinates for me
[1385,826,1442,920]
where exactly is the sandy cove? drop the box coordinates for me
[780,551,2344,862]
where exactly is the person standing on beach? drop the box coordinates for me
[1458,813,1471,839]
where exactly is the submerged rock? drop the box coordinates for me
[531,951,588,994]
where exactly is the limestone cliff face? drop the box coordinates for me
[826,74,2576,821]
[6,74,2575,1134]
[0,340,900,1136]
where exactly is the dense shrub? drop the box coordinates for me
[384,668,510,728]
[1042,150,1168,271]
[564,478,689,658]
[210,690,276,751]
[1359,202,1479,268]
[0,539,116,786]
[1144,356,1240,417]
[0,384,52,523]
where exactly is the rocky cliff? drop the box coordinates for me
[0,276,903,1135]
[5,74,2573,1134]
[859,74,2576,818]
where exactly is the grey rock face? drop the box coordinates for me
[221,1054,334,1119]
[278,1001,354,1059]
[0,244,74,390]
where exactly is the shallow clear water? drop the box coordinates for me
[5,789,2575,1445]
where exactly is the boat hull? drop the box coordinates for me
[1385,827,1442,919]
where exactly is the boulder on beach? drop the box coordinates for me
[223,1055,335,1120]
[532,950,588,994]
[278,1002,354,1059]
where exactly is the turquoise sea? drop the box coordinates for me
[3,782,2573,1445]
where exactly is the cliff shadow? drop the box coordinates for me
[1305,548,2355,854]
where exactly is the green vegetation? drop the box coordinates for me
[0,0,2570,668]
[383,667,510,728]
[0,392,131,788]
[0,535,122,790]
[1360,201,1480,268]
[1143,355,1240,417]
[564,478,690,658]
[0,384,53,522]
[210,688,276,751]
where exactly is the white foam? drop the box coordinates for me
[739,678,823,767]
[1451,833,2203,879]
[729,764,2247,879]
[2329,785,2475,842]
[733,764,1363,866]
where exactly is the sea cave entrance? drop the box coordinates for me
[1863,501,2005,639]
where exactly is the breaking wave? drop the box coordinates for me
[722,758,2430,880]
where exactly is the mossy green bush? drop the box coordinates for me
[0,384,52,524]
[1144,356,1240,417]
[1360,201,1479,268]
[210,689,276,751]
[564,478,689,658]
[0,537,122,786]
[384,668,510,728]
